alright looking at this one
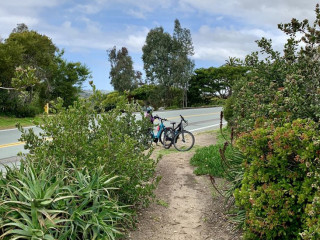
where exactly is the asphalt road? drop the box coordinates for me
[0,107,225,169]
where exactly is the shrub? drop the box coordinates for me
[101,91,125,112]
[15,104,40,118]
[210,97,225,106]
[131,85,161,109]
[227,6,320,133]
[223,96,234,123]
[234,119,320,239]
[19,93,158,207]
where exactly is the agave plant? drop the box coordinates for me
[0,160,129,240]
[0,161,72,239]
[59,166,129,240]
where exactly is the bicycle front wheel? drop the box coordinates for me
[163,128,174,149]
[173,130,195,151]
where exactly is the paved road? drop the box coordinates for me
[0,107,225,169]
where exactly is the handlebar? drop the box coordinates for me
[180,115,187,123]
[154,115,167,122]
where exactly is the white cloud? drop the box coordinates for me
[1,0,63,8]
[192,25,287,64]
[179,0,319,27]
[125,30,149,52]
[0,0,65,38]
[41,18,149,56]
[127,9,147,19]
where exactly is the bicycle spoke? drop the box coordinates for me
[174,131,195,151]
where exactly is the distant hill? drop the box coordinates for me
[79,89,110,98]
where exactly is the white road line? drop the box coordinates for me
[0,126,36,132]
[189,122,227,132]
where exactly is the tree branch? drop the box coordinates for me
[0,86,16,90]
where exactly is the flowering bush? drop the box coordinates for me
[235,119,320,239]
[225,5,320,134]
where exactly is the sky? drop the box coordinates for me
[1,0,319,91]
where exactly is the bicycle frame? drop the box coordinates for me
[171,115,186,134]
[150,116,168,141]
[164,115,188,145]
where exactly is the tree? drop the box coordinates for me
[172,19,195,107]
[142,27,172,87]
[11,66,39,103]
[6,28,57,71]
[11,23,29,33]
[142,20,194,107]
[0,36,24,113]
[39,51,91,107]
[0,24,91,115]
[187,66,248,106]
[107,46,137,92]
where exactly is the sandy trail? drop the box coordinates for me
[126,132,241,240]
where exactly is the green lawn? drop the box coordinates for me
[0,115,42,130]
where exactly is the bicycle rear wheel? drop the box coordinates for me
[173,130,195,151]
[163,128,174,149]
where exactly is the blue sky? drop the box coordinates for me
[1,0,319,91]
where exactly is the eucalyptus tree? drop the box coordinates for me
[172,19,195,107]
[142,19,194,107]
[142,27,172,87]
[107,46,137,92]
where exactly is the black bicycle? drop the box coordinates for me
[163,115,195,151]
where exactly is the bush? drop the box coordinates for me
[223,96,234,123]
[19,95,158,207]
[210,97,226,106]
[101,91,125,112]
[235,119,320,239]
[15,104,40,118]
[131,85,161,109]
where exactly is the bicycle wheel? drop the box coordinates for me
[163,128,175,149]
[159,127,171,145]
[173,130,195,151]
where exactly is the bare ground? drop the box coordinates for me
[126,132,241,240]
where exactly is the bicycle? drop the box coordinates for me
[163,115,195,151]
[143,115,169,149]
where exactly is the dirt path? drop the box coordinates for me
[126,132,241,240]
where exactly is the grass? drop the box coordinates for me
[156,199,169,208]
[190,127,231,178]
[156,144,202,158]
[0,115,42,130]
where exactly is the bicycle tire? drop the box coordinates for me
[173,130,195,151]
[159,129,165,145]
[159,127,171,145]
[163,128,174,149]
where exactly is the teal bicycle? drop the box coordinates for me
[143,115,170,148]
